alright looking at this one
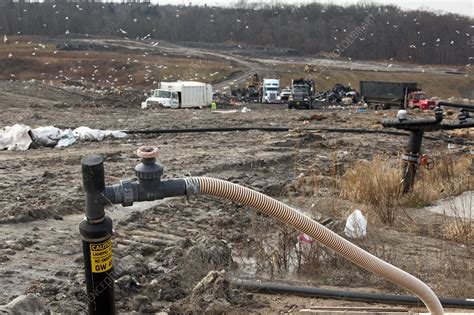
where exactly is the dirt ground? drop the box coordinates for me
[0,40,473,314]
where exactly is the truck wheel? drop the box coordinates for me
[375,104,383,110]
[288,104,294,109]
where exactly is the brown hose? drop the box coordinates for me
[184,177,444,314]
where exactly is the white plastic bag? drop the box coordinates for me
[73,126,105,141]
[32,126,62,140]
[105,130,128,139]
[344,209,367,239]
[0,124,32,151]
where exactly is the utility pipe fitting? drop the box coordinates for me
[80,146,445,315]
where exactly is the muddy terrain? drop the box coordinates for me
[0,39,473,314]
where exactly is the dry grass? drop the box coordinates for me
[340,154,471,225]
[442,192,473,245]
[340,159,401,223]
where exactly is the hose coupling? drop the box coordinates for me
[184,177,201,196]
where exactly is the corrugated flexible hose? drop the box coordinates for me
[184,177,444,315]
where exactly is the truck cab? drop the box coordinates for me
[262,79,281,103]
[288,78,315,109]
[407,91,436,110]
[141,89,179,108]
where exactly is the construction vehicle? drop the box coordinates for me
[247,73,262,102]
[304,64,317,73]
[141,81,212,109]
[288,78,315,109]
[406,91,436,110]
[261,79,281,103]
[230,73,262,103]
[360,81,420,110]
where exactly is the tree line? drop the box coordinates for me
[0,1,472,65]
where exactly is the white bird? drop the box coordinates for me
[8,52,12,58]
[3,35,7,43]
[65,29,70,35]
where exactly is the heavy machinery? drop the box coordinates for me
[288,78,315,109]
[230,73,262,103]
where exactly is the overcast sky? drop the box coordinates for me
[155,0,474,17]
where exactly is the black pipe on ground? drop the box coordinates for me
[233,279,474,309]
[438,102,474,112]
[121,127,473,145]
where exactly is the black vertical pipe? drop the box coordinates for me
[402,130,424,193]
[80,155,116,315]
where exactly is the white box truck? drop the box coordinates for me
[142,81,213,109]
[261,78,281,103]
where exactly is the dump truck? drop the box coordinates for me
[261,79,281,103]
[360,81,419,110]
[288,78,315,109]
[406,91,436,110]
[142,81,212,109]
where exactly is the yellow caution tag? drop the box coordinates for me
[90,239,113,273]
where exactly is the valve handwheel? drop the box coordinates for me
[420,154,435,170]
[137,146,159,159]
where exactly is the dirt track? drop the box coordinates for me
[0,77,473,314]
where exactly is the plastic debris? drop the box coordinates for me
[73,126,106,141]
[0,124,32,151]
[1,124,127,150]
[344,209,367,239]
[297,232,314,244]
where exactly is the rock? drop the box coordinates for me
[0,295,49,314]
[115,275,140,292]
[131,294,150,311]
[9,243,25,251]
[170,270,232,314]
[114,255,148,277]
[0,255,9,262]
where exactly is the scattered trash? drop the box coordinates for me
[212,110,238,114]
[314,84,359,104]
[344,209,367,239]
[73,126,106,141]
[297,232,314,244]
[0,124,127,151]
[241,107,251,113]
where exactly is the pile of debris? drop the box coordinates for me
[0,124,127,151]
[314,84,359,105]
